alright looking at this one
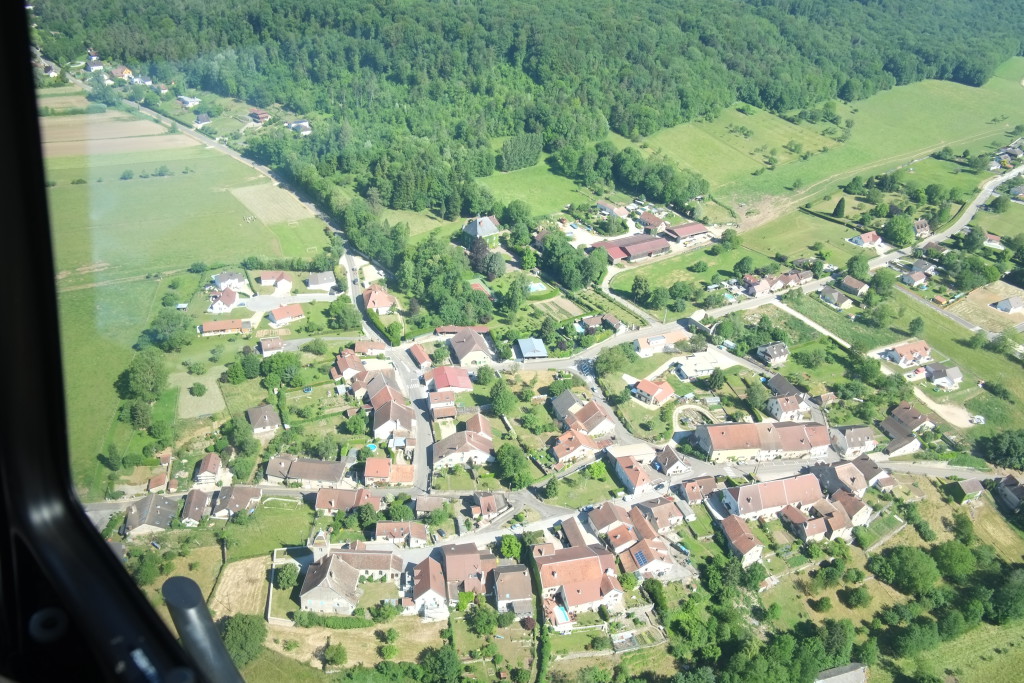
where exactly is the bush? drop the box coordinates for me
[840,586,872,609]
[221,614,266,668]
[812,596,833,612]
[324,641,348,666]
[378,644,398,660]
[497,611,516,628]
[189,382,207,397]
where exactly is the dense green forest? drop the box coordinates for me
[37,0,1024,215]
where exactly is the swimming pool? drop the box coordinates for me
[366,444,378,451]
[555,605,570,623]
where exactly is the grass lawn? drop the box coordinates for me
[600,352,678,395]
[616,399,672,442]
[550,471,622,509]
[854,513,904,551]
[685,505,715,538]
[683,57,1024,210]
[779,341,850,395]
[902,156,989,198]
[782,293,901,350]
[356,580,399,608]
[432,467,477,491]
[549,642,677,680]
[609,246,773,300]
[479,158,593,215]
[219,378,272,417]
[57,280,162,500]
[228,502,314,560]
[974,496,1024,564]
[271,583,300,620]
[242,648,329,683]
[968,200,1024,240]
[549,629,598,655]
[741,210,862,265]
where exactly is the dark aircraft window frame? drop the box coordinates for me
[0,5,217,681]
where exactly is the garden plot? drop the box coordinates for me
[531,295,585,321]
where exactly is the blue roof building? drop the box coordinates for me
[516,338,548,359]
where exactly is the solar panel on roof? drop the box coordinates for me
[635,551,649,566]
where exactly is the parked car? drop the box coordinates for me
[435,528,446,538]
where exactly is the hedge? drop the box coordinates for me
[292,611,374,629]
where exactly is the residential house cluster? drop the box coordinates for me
[879,401,934,456]
[551,390,616,437]
[744,270,813,297]
[432,414,494,469]
[694,421,829,463]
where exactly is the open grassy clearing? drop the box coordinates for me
[707,58,1024,211]
[968,199,1024,240]
[227,502,314,560]
[901,156,989,198]
[549,470,622,509]
[642,104,837,190]
[549,642,678,680]
[741,210,862,264]
[479,158,593,215]
[242,648,328,683]
[609,246,773,300]
[57,280,162,500]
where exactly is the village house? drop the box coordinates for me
[882,341,932,368]
[851,231,882,248]
[985,233,1004,250]
[652,444,689,477]
[879,402,932,456]
[828,425,878,458]
[721,473,823,519]
[674,352,720,379]
[212,272,246,291]
[372,400,416,441]
[819,286,853,310]
[411,557,449,620]
[211,485,262,519]
[664,223,711,246]
[373,521,428,548]
[306,271,337,292]
[810,461,869,498]
[463,215,501,244]
[147,472,167,493]
[848,454,897,491]
[578,313,625,335]
[194,453,222,486]
[619,537,674,578]
[413,495,447,518]
[470,492,505,521]
[314,488,382,516]
[287,120,313,135]
[839,276,869,297]
[268,303,305,328]
[329,349,364,382]
[586,502,632,536]
[561,399,616,437]
[198,319,251,337]
[353,341,387,356]
[194,113,212,128]
[514,337,548,360]
[536,546,623,631]
[910,259,937,276]
[720,515,763,567]
[266,455,345,488]
[449,328,491,366]
[591,234,671,263]
[249,109,270,123]
[955,479,985,504]
[246,404,282,435]
[259,336,284,357]
[551,430,599,467]
[363,457,393,486]
[298,554,361,615]
[181,489,211,527]
[425,366,473,393]
[259,271,292,290]
[914,218,932,239]
[766,394,807,422]
[605,443,656,464]
[900,271,928,288]
[680,476,717,504]
[362,284,397,315]
[596,200,629,219]
[635,379,674,406]
[407,343,432,369]
[432,428,493,469]
[207,287,239,313]
[637,211,668,232]
[694,421,830,463]
[925,363,963,391]
[441,543,497,602]
[996,296,1024,314]
[996,475,1024,513]
[123,494,179,537]
[634,329,688,358]
[604,523,638,553]
[492,565,535,616]
[756,342,790,366]
[634,497,684,532]
[611,455,656,495]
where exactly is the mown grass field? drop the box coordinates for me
[608,246,773,301]
[635,58,1024,215]
[47,145,326,286]
[479,158,593,215]
[741,210,863,264]
[642,104,837,189]
[968,200,1024,240]
[57,280,162,499]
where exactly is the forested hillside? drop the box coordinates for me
[37,0,1024,215]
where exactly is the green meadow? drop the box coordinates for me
[479,158,594,215]
[636,58,1024,212]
